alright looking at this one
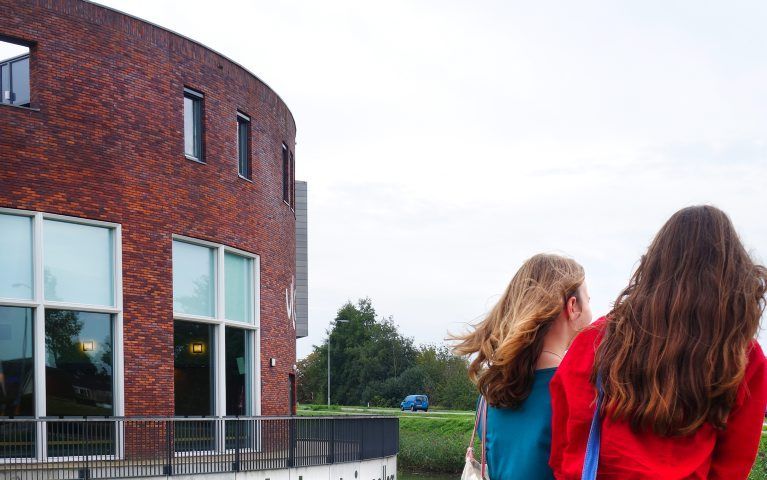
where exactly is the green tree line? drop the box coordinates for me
[296,298,477,410]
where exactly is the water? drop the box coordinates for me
[398,472,456,480]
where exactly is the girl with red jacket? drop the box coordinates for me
[550,205,767,479]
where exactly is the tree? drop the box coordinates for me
[297,298,477,409]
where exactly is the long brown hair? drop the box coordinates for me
[595,205,767,436]
[452,254,584,408]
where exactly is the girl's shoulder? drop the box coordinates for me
[554,318,606,379]
[745,340,766,379]
[566,317,607,358]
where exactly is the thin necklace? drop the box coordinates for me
[542,350,563,360]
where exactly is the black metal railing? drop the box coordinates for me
[0,416,398,479]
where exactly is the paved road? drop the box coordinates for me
[339,406,474,416]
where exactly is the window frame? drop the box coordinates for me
[171,235,261,422]
[183,87,205,163]
[0,207,123,461]
[237,112,251,181]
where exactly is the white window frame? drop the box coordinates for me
[0,207,123,461]
[172,235,261,425]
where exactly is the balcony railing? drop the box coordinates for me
[0,416,398,479]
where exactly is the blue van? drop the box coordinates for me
[400,394,429,412]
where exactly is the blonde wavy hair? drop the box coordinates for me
[451,253,584,408]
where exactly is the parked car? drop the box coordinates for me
[400,394,429,412]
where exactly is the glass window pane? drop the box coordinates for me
[225,253,252,323]
[11,57,29,107]
[0,213,33,300]
[45,310,112,416]
[1,64,8,103]
[173,241,215,317]
[0,306,34,417]
[174,321,214,416]
[45,310,113,457]
[238,118,249,178]
[184,96,195,157]
[282,145,289,202]
[193,98,202,159]
[43,220,114,306]
[225,327,251,416]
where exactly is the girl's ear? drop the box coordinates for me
[566,296,580,322]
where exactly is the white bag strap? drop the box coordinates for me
[466,396,488,477]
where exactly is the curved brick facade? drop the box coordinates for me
[0,0,296,416]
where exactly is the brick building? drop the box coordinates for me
[0,0,304,443]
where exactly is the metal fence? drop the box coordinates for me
[0,416,398,479]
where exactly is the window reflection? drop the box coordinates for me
[224,253,253,323]
[225,327,251,416]
[45,310,113,416]
[174,321,213,416]
[0,213,33,300]
[43,220,114,306]
[0,306,34,417]
[172,241,215,317]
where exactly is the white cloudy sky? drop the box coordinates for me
[23,1,767,357]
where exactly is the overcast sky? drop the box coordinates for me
[23,1,767,358]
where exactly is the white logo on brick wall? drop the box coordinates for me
[286,276,296,330]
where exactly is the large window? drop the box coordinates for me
[0,40,30,108]
[183,88,204,162]
[0,209,122,458]
[237,112,251,179]
[172,237,259,423]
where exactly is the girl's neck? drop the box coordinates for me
[536,318,572,369]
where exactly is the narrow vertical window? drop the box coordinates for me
[183,88,204,162]
[237,113,251,179]
[290,150,295,208]
[282,143,290,204]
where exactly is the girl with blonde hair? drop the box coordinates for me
[453,253,592,479]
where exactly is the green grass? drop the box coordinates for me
[750,432,767,480]
[398,415,476,473]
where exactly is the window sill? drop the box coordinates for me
[0,102,40,112]
[238,174,253,183]
[185,155,206,164]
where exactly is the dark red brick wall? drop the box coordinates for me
[0,0,296,416]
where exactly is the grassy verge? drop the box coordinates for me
[398,415,475,473]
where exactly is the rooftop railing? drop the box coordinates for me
[0,416,398,479]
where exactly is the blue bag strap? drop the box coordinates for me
[581,373,603,480]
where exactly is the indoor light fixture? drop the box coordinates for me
[191,342,204,354]
[81,341,95,352]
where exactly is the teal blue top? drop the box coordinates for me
[478,367,557,480]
